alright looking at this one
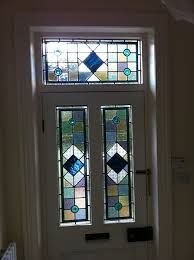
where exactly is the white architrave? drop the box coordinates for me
[14,12,172,260]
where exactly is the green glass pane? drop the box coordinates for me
[108,53,117,62]
[105,110,116,120]
[64,187,74,198]
[62,134,73,144]
[117,132,127,141]
[62,121,72,133]
[62,111,72,121]
[116,110,126,119]
[108,207,119,218]
[119,176,129,185]
[128,53,136,62]
[128,72,137,81]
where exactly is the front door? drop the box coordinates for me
[42,91,149,260]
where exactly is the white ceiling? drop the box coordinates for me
[162,0,194,23]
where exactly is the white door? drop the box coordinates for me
[42,91,149,260]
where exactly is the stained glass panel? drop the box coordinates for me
[102,106,134,221]
[42,39,142,84]
[57,107,90,224]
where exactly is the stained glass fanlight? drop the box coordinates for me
[102,106,134,221]
[56,107,90,224]
[42,39,142,84]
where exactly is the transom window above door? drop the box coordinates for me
[42,39,143,85]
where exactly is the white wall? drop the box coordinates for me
[0,127,5,249]
[170,20,194,260]
[0,1,194,259]
[0,19,5,250]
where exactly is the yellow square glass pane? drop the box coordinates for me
[108,185,118,196]
[64,210,74,220]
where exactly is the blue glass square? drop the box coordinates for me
[83,51,103,73]
[106,120,116,132]
[108,196,118,207]
[76,209,86,220]
[106,132,116,142]
[118,185,129,195]
[64,198,74,209]
[73,133,84,144]
[73,111,84,121]
[63,155,84,176]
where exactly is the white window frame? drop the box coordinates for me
[14,13,172,260]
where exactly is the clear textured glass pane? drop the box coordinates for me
[56,107,90,225]
[43,39,142,84]
[102,106,134,222]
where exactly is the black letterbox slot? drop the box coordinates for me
[85,232,110,241]
[127,226,153,242]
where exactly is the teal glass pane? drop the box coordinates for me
[57,107,90,224]
[102,106,134,221]
[43,39,142,84]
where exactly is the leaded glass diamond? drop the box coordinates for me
[108,169,128,184]
[63,155,84,176]
[107,153,127,173]
[107,143,127,157]
[63,145,83,160]
[83,51,103,73]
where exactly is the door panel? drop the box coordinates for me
[42,91,148,260]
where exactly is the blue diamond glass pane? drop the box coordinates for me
[83,51,103,73]
[107,153,127,173]
[63,155,84,176]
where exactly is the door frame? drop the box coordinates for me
[43,92,148,260]
[14,12,172,260]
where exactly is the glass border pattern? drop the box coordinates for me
[56,106,90,224]
[42,39,142,85]
[101,105,134,222]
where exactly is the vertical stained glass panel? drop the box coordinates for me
[42,39,142,84]
[102,106,134,221]
[57,107,90,224]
